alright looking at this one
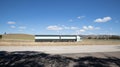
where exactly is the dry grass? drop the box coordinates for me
[0,39,120,46]
[1,34,34,40]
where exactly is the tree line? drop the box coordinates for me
[81,35,120,40]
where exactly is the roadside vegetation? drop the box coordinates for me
[0,34,120,46]
[0,34,34,42]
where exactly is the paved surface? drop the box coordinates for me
[0,45,120,54]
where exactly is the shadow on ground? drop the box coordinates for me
[0,51,120,67]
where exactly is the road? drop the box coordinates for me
[0,45,120,54]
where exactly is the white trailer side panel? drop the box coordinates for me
[35,37,59,39]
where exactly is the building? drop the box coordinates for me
[35,35,82,42]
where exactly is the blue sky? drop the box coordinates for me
[0,0,120,35]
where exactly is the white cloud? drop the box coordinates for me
[10,25,16,28]
[62,25,79,30]
[76,25,100,35]
[70,27,79,30]
[82,25,100,31]
[7,21,16,24]
[79,29,85,32]
[47,25,63,31]
[47,25,79,31]
[64,27,70,29]
[83,26,88,30]
[88,26,94,30]
[94,16,112,23]
[77,16,85,19]
[19,26,26,29]
[75,29,85,35]
[83,25,94,30]
[46,25,101,35]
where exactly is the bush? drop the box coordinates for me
[0,35,2,39]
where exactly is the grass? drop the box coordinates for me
[79,39,120,45]
[1,34,34,40]
[0,39,120,46]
